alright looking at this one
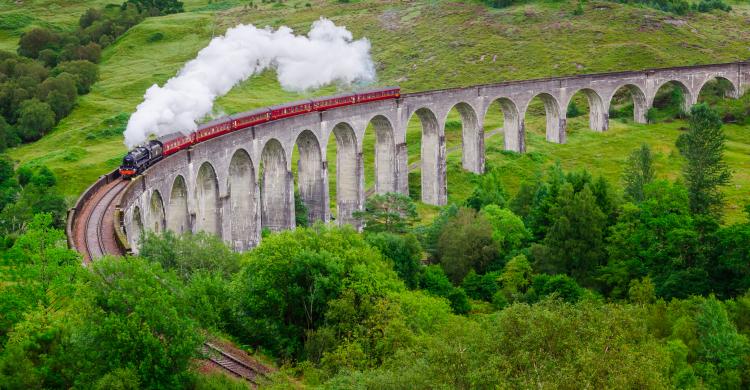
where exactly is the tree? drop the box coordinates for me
[230,225,402,359]
[71,257,203,388]
[354,192,417,233]
[480,205,530,259]
[0,213,80,344]
[15,99,55,142]
[465,168,508,210]
[498,254,533,303]
[138,230,240,281]
[527,274,585,303]
[623,143,655,202]
[53,60,98,94]
[419,265,471,314]
[436,208,499,284]
[677,104,731,218]
[533,183,606,285]
[38,73,77,120]
[366,232,423,289]
[17,28,60,59]
[126,0,184,15]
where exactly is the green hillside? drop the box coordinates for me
[3,0,750,221]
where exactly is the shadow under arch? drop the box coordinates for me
[485,97,523,152]
[567,88,608,132]
[294,130,326,223]
[195,161,220,236]
[228,148,258,250]
[167,175,190,234]
[445,102,482,173]
[328,122,361,226]
[408,107,444,205]
[260,138,292,231]
[367,115,397,194]
[149,190,166,234]
[525,92,565,144]
[697,76,740,102]
[609,84,648,124]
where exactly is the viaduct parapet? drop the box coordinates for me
[119,61,750,251]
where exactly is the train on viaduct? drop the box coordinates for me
[88,62,749,253]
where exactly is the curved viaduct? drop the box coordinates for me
[119,62,750,252]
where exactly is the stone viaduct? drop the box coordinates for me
[119,62,750,252]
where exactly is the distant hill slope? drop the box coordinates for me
[3,0,749,221]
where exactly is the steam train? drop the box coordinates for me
[119,87,401,178]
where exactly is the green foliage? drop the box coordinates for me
[416,203,458,259]
[71,257,202,388]
[532,183,607,285]
[436,207,499,283]
[461,270,500,302]
[230,225,402,359]
[0,213,79,344]
[527,274,585,303]
[623,143,655,202]
[498,254,533,304]
[126,0,185,15]
[53,61,98,94]
[139,230,240,280]
[677,104,731,218]
[480,204,530,260]
[419,265,471,314]
[567,100,583,117]
[0,163,66,235]
[327,300,671,387]
[294,191,309,227]
[15,98,55,142]
[354,192,417,234]
[465,168,508,211]
[366,232,423,289]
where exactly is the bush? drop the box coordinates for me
[15,99,55,142]
[366,232,423,289]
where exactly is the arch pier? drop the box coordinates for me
[118,62,750,252]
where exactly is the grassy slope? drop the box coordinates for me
[3,0,750,222]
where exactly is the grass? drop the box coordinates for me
[4,0,750,221]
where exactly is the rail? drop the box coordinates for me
[66,169,120,253]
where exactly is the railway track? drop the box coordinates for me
[70,176,271,386]
[202,342,270,385]
[80,179,128,262]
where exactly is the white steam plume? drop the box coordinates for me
[124,18,375,148]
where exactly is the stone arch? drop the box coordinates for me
[446,102,482,174]
[228,149,258,250]
[525,93,565,144]
[167,175,190,234]
[329,122,362,226]
[367,115,397,194]
[653,80,694,112]
[148,190,166,234]
[486,97,524,153]
[261,139,292,231]
[567,88,608,132]
[697,76,740,100]
[294,130,326,223]
[409,107,444,205]
[131,206,143,247]
[609,84,648,124]
[195,161,220,235]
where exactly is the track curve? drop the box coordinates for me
[69,174,272,384]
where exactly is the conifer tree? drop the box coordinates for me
[677,104,731,218]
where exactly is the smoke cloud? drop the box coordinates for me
[124,18,375,148]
